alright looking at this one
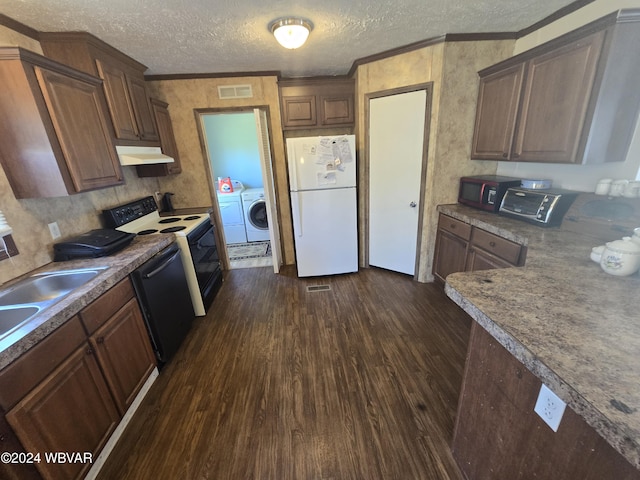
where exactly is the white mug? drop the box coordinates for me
[610,179,629,197]
[594,178,612,195]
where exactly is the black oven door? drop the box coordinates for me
[187,220,223,311]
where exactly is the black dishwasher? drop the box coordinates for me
[131,242,195,366]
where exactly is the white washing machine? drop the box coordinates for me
[217,183,246,244]
[241,188,270,242]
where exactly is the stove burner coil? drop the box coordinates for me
[159,217,181,224]
[160,226,187,233]
[138,229,159,235]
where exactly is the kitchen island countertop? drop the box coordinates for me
[439,203,640,469]
[0,234,175,371]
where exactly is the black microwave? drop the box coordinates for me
[458,175,522,212]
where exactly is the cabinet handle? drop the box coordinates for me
[489,241,496,247]
[0,434,5,441]
[502,152,508,158]
[96,337,105,344]
[450,223,456,229]
[86,347,94,355]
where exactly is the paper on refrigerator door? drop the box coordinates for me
[315,138,336,165]
[332,136,354,164]
[317,172,337,186]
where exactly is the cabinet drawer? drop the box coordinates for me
[0,316,86,410]
[80,277,135,335]
[470,228,522,265]
[438,214,472,241]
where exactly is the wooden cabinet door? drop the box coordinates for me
[153,100,181,174]
[319,94,354,126]
[433,229,468,283]
[136,99,181,177]
[90,298,156,415]
[513,31,605,163]
[95,58,139,141]
[471,63,525,160]
[34,66,124,192]
[127,75,160,142]
[6,345,119,480]
[465,246,513,271]
[0,410,40,480]
[281,95,317,128]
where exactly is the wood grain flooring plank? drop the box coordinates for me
[97,266,470,480]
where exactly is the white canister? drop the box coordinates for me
[623,181,640,198]
[609,179,629,197]
[590,245,605,263]
[594,178,612,195]
[600,237,640,276]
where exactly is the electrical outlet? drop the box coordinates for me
[48,222,61,240]
[534,384,566,432]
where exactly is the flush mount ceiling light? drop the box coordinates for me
[270,18,313,49]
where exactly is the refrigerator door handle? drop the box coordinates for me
[292,194,303,237]
[290,148,299,192]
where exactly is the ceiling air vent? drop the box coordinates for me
[218,84,253,99]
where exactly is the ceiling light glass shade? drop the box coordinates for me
[270,18,313,49]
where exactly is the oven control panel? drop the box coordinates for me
[102,196,158,228]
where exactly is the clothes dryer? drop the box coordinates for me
[241,188,270,242]
[217,186,246,244]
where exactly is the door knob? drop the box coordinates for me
[409,202,417,208]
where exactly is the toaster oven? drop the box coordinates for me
[499,187,580,226]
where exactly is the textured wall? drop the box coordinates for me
[146,76,295,264]
[422,40,516,281]
[0,28,164,285]
[355,44,444,279]
[356,39,514,282]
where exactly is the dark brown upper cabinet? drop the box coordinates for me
[471,9,640,164]
[0,47,123,199]
[136,98,183,177]
[40,32,160,146]
[279,78,355,130]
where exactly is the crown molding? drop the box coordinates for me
[0,14,39,40]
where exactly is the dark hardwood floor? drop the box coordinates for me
[97,266,471,479]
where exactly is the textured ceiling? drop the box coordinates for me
[1,0,579,77]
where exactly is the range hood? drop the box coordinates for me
[115,146,174,166]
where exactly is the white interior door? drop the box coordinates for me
[368,89,427,275]
[254,108,282,273]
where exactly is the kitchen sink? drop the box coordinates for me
[0,267,107,340]
[0,306,41,335]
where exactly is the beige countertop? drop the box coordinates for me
[0,234,175,371]
[439,204,640,469]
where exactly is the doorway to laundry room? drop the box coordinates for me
[197,108,282,272]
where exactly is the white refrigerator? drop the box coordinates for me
[287,135,358,277]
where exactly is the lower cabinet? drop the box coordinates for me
[433,213,526,283]
[0,277,156,480]
[453,323,640,479]
[88,297,156,415]
[6,345,120,480]
[433,215,471,282]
